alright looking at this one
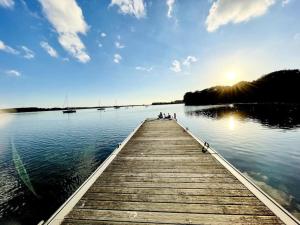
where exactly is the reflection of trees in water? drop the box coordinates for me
[185,104,300,129]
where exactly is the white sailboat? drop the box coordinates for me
[97,99,105,110]
[63,95,76,113]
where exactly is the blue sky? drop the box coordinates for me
[0,0,300,108]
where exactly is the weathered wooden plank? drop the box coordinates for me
[75,200,273,215]
[94,181,247,189]
[103,168,229,174]
[110,163,221,168]
[108,164,223,169]
[97,176,238,184]
[65,209,283,224]
[63,220,169,225]
[101,172,233,178]
[115,156,212,160]
[88,187,253,197]
[81,193,263,205]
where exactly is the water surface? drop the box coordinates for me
[0,104,300,224]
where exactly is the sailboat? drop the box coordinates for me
[114,100,120,109]
[97,99,105,111]
[63,95,76,113]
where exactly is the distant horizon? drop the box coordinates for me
[1,0,300,108]
[1,67,299,109]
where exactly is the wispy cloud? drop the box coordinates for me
[38,0,90,63]
[182,56,197,66]
[21,46,35,59]
[0,40,19,55]
[113,53,122,63]
[0,0,14,9]
[101,32,107,37]
[166,0,175,18]
[5,69,21,77]
[206,0,275,32]
[170,60,181,73]
[110,0,146,19]
[170,56,198,73]
[115,41,125,49]
[40,41,58,58]
[135,66,153,72]
[282,0,290,6]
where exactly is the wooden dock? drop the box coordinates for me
[45,119,299,225]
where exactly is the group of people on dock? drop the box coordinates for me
[158,112,176,120]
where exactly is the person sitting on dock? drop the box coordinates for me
[158,112,163,119]
[166,113,171,119]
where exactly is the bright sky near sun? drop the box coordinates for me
[0,0,300,107]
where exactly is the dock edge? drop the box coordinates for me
[42,120,145,225]
[176,120,300,225]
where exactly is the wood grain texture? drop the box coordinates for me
[62,119,284,224]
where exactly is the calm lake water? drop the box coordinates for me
[0,104,300,224]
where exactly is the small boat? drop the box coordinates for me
[62,95,76,114]
[63,109,76,113]
[97,99,105,111]
[114,100,120,109]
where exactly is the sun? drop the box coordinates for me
[226,71,236,81]
[225,71,237,85]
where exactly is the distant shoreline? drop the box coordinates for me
[1,100,186,114]
[3,102,299,114]
[0,104,148,113]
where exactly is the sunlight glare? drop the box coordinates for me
[228,116,235,130]
[226,71,237,84]
[0,111,13,128]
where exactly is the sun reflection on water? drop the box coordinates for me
[0,111,13,128]
[228,115,236,130]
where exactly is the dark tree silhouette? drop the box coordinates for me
[184,70,300,105]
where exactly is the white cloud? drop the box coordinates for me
[38,0,90,63]
[5,69,21,77]
[135,66,153,72]
[115,41,125,49]
[98,43,103,48]
[101,32,106,37]
[110,0,146,19]
[0,40,19,55]
[113,53,122,63]
[170,55,197,73]
[282,0,290,6]
[206,0,275,32]
[166,0,175,18]
[0,0,14,9]
[182,56,197,66]
[21,46,35,59]
[40,41,58,58]
[170,60,181,73]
